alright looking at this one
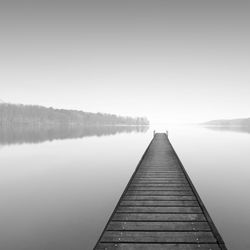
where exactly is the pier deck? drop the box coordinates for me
[95,133,226,250]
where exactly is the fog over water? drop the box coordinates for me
[0,125,250,249]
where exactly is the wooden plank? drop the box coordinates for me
[120,200,199,207]
[96,243,221,250]
[134,177,186,180]
[139,168,182,171]
[131,180,188,185]
[133,178,187,180]
[112,213,206,221]
[123,196,196,201]
[135,172,185,175]
[136,172,183,174]
[138,169,181,171]
[130,184,190,187]
[126,191,194,196]
[116,206,202,213]
[134,177,186,179]
[128,187,192,191]
[132,179,188,182]
[140,162,178,164]
[135,175,185,177]
[137,171,182,173]
[129,184,191,187]
[107,221,210,231]
[136,171,183,173]
[138,166,180,168]
[134,176,186,178]
[101,231,216,243]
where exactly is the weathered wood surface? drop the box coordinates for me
[96,243,221,250]
[94,133,227,250]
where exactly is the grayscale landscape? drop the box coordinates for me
[0,1,250,250]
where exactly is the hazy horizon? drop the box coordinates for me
[1,0,250,124]
[1,101,250,125]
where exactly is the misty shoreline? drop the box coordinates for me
[0,124,149,145]
[0,103,149,127]
[0,103,150,145]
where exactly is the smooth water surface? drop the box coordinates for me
[0,125,249,249]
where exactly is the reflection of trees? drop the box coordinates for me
[204,118,250,127]
[204,126,250,134]
[0,124,149,145]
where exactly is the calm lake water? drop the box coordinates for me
[0,125,249,249]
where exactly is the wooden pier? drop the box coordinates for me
[95,133,227,250]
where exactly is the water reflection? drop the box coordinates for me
[1,125,250,250]
[0,125,149,145]
[203,125,250,134]
[169,126,250,250]
[0,127,152,250]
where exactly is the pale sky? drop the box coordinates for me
[1,0,249,123]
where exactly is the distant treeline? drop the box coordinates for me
[204,118,250,127]
[0,103,149,126]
